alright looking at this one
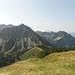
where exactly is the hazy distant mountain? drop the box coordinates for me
[0,24,53,53]
[36,31,75,47]
[0,24,14,31]
[70,32,75,38]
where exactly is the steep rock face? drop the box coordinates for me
[0,24,53,53]
[4,39,15,51]
[54,31,75,47]
[36,31,75,47]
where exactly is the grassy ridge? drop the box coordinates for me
[20,47,43,60]
[0,51,75,75]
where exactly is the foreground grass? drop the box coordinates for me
[0,51,75,75]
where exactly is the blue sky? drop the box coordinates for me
[0,0,75,32]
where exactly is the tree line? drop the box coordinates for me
[37,46,75,58]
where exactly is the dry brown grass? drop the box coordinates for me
[0,51,75,75]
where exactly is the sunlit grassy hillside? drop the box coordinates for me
[20,47,43,60]
[0,51,75,75]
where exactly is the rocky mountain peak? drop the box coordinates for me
[0,24,53,53]
[19,23,26,27]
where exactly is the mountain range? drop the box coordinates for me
[0,24,53,53]
[0,24,75,49]
[36,31,75,47]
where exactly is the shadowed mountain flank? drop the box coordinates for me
[36,31,75,47]
[0,24,53,53]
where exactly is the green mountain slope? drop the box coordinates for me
[0,51,75,75]
[20,47,43,60]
